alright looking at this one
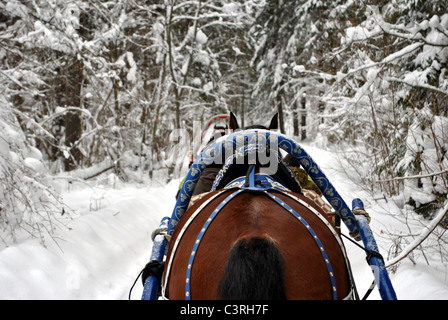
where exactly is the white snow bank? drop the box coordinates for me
[392,262,448,300]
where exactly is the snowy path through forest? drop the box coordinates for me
[1,144,448,300]
[0,181,175,300]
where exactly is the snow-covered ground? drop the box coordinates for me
[1,144,447,300]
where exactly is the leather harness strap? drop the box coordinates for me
[185,189,244,299]
[263,191,338,300]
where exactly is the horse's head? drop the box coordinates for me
[229,112,278,131]
[204,112,278,149]
[206,125,227,145]
[210,112,301,194]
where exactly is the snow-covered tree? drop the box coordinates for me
[249,0,360,136]
[1,0,258,179]
[143,0,259,177]
[0,95,65,246]
[321,0,447,217]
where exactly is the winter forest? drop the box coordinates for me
[1,0,448,299]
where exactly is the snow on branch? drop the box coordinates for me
[375,169,448,183]
[0,69,26,89]
[386,76,448,97]
[337,42,423,81]
[339,11,448,88]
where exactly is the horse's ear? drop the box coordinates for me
[229,112,239,131]
[268,113,279,130]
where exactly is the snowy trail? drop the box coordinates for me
[0,181,177,299]
[1,145,448,299]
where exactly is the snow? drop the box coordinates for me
[186,26,208,45]
[1,0,446,301]
[389,263,448,300]
[24,157,46,174]
[125,52,137,83]
[0,180,176,300]
[1,144,447,300]
[341,24,382,45]
[0,137,10,157]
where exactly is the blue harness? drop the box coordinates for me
[185,165,338,300]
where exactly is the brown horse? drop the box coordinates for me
[161,115,353,300]
[162,187,352,300]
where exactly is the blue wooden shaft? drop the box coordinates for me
[356,215,397,300]
[141,217,169,300]
[352,199,397,300]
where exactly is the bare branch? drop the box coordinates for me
[386,201,448,268]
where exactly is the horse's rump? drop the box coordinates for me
[163,189,351,300]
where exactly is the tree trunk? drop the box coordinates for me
[277,94,285,134]
[60,59,84,171]
[293,98,299,137]
[300,93,306,141]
